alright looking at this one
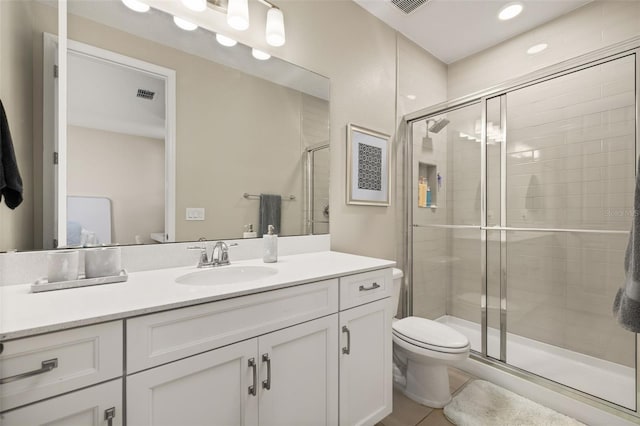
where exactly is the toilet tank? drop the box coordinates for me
[392,268,404,318]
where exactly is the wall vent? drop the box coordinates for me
[137,89,155,100]
[390,0,429,14]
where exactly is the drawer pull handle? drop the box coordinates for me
[262,353,271,390]
[342,325,351,355]
[248,358,257,396]
[359,282,380,292]
[104,407,116,426]
[0,358,58,385]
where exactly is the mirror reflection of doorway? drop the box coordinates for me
[43,35,176,248]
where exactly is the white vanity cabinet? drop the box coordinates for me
[126,279,340,426]
[127,315,338,426]
[338,269,393,426]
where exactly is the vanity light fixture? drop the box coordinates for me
[252,48,271,60]
[265,6,285,47]
[181,0,207,12]
[498,2,523,21]
[227,0,250,30]
[121,0,150,13]
[216,34,238,47]
[527,43,548,54]
[173,16,199,31]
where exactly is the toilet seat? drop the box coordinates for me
[392,317,470,354]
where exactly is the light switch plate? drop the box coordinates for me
[186,208,205,221]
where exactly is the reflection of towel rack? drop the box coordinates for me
[243,193,296,201]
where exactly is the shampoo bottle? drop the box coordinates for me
[426,184,432,207]
[418,177,427,208]
[263,225,278,263]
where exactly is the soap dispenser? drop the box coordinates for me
[243,224,257,239]
[263,224,278,263]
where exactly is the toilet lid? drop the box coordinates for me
[393,317,469,350]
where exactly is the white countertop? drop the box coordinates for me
[0,251,394,340]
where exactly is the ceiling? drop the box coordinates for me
[354,0,592,64]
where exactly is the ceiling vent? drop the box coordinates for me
[137,89,155,100]
[390,0,429,14]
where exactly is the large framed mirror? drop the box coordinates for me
[0,0,330,252]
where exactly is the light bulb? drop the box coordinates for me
[498,2,523,20]
[181,0,207,12]
[527,43,548,54]
[265,7,285,47]
[227,0,249,30]
[121,0,150,13]
[216,34,237,47]
[252,48,270,61]
[173,16,198,31]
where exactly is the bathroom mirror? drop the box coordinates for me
[0,0,330,252]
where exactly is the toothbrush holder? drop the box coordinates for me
[47,250,80,283]
[85,247,122,278]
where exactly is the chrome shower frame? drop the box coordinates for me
[403,36,640,422]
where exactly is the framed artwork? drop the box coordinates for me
[346,123,391,206]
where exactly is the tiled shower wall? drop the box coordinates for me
[429,53,637,367]
[499,55,636,367]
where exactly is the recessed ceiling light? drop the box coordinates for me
[181,0,207,12]
[498,2,523,21]
[252,48,271,61]
[406,95,417,100]
[527,43,548,54]
[216,34,237,47]
[121,0,150,13]
[173,16,198,31]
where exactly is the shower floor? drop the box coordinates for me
[436,315,635,410]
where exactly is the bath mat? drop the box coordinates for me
[443,380,585,426]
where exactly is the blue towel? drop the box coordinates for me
[613,158,640,332]
[0,99,23,209]
[258,194,281,237]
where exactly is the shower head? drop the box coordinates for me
[428,118,450,134]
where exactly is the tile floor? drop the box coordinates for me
[377,368,475,426]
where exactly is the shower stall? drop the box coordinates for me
[405,39,639,420]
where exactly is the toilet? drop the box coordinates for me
[391,268,470,408]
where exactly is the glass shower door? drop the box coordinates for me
[488,54,638,409]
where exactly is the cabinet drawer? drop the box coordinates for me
[0,379,122,426]
[127,279,339,373]
[339,269,392,310]
[0,321,123,412]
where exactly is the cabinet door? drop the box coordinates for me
[258,315,339,426]
[127,339,258,426]
[339,299,392,426]
[0,379,122,426]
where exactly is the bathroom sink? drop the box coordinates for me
[175,266,278,286]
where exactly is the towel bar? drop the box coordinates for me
[243,193,296,201]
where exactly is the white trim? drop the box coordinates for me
[57,2,67,248]
[42,33,58,249]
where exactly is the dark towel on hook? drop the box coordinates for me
[258,194,281,237]
[0,99,23,209]
[613,157,640,332]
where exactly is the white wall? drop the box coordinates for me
[67,126,165,245]
[448,0,640,99]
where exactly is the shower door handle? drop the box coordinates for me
[342,325,351,355]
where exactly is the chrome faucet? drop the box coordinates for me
[187,241,232,268]
[212,241,230,266]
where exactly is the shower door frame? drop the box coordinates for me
[403,36,640,421]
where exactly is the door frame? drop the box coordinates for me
[43,33,176,247]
